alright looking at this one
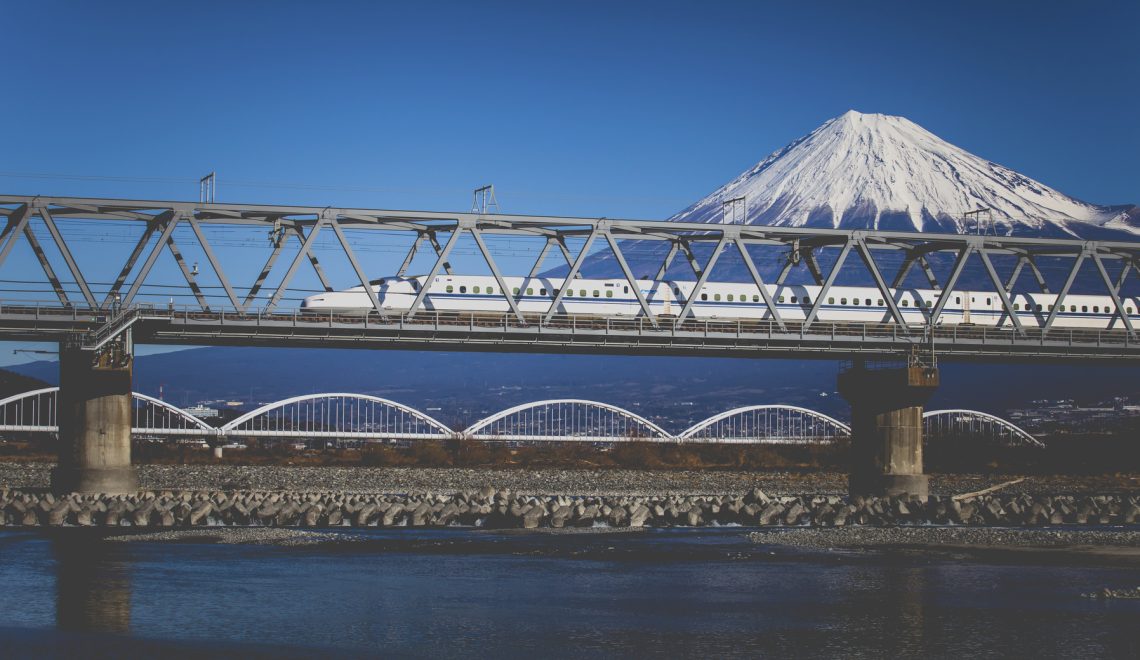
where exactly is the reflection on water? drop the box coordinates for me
[0,529,1136,657]
[51,536,132,634]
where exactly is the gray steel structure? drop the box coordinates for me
[1,194,1139,362]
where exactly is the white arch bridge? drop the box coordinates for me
[0,389,1043,447]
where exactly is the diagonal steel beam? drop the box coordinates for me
[891,250,918,288]
[294,225,333,292]
[855,237,908,329]
[1004,255,1027,293]
[544,231,598,323]
[1026,255,1050,293]
[775,256,795,285]
[654,241,680,281]
[104,213,164,308]
[243,236,287,308]
[0,204,31,270]
[38,207,97,308]
[803,240,853,327]
[604,233,657,327]
[917,255,941,289]
[165,230,210,311]
[676,234,728,323]
[802,249,825,286]
[22,224,68,305]
[1116,259,1133,292]
[527,238,554,280]
[734,237,785,330]
[426,231,454,276]
[265,219,327,312]
[678,240,704,279]
[928,246,973,325]
[122,211,182,307]
[979,249,1024,334]
[1040,252,1086,335]
[1093,253,1135,336]
[397,233,424,277]
[471,227,525,323]
[329,215,385,317]
[407,226,463,317]
[188,217,243,312]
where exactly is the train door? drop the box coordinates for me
[963,294,971,324]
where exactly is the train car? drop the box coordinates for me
[300,274,1139,330]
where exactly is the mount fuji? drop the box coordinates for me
[670,110,1137,238]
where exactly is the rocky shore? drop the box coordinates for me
[3,486,1139,529]
[2,462,1137,497]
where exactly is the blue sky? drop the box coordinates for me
[0,1,1137,365]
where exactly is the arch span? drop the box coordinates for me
[0,387,218,435]
[463,399,672,442]
[922,409,1044,448]
[679,404,852,444]
[219,393,454,440]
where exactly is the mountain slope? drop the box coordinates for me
[671,110,1136,237]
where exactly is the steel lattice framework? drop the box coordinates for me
[0,388,1044,447]
[923,409,1045,448]
[677,404,852,444]
[462,399,672,442]
[218,393,454,440]
[0,194,1139,361]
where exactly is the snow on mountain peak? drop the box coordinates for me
[671,111,1136,237]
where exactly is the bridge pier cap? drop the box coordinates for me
[838,357,939,498]
[52,338,138,495]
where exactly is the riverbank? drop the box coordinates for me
[2,461,1138,496]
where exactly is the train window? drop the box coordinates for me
[727,294,734,302]
[701,293,708,301]
[1036,304,1042,312]
[1082,306,1088,313]
[459,286,467,293]
[446,285,454,293]
[925,300,933,308]
[606,290,613,298]
[580,290,587,297]
[674,288,681,296]
[513,287,520,295]
[540,288,547,296]
[955,296,961,304]
[790,296,797,303]
[986,298,992,305]
[473,286,481,294]
[714,294,722,301]
[865,298,872,306]
[1093,306,1100,313]
[527,288,534,295]
[592,290,599,298]
[852,298,859,306]
[778,296,785,303]
[803,296,811,305]
[877,299,883,306]
[1013,303,1020,311]
[1129,307,1135,315]
[624,286,629,294]
[828,297,835,305]
[901,300,908,307]
[841,298,848,305]
[753,295,760,303]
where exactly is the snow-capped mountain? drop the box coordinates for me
[671,110,1137,238]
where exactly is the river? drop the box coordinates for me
[1,528,1137,658]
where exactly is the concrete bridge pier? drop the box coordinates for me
[838,360,939,498]
[51,337,137,494]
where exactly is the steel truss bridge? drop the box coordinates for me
[0,388,1042,447]
[0,195,1138,361]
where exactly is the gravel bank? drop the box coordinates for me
[750,527,1140,549]
[1,462,1136,497]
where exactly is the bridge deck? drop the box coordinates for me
[0,304,1135,361]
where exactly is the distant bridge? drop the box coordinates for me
[0,388,1042,447]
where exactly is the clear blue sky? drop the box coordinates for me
[0,1,1137,365]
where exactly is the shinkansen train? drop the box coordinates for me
[300,274,1139,329]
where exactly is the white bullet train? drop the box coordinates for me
[301,274,1138,329]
